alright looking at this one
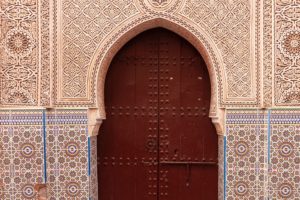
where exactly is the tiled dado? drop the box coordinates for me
[1,108,299,199]
[0,110,44,199]
[90,136,98,200]
[46,109,89,199]
[226,109,300,199]
[226,110,268,200]
[0,109,90,199]
[269,110,300,199]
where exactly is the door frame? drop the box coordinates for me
[88,17,226,200]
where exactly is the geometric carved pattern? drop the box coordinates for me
[1,0,300,199]
[58,0,138,101]
[54,0,261,107]
[182,0,253,99]
[0,1,264,108]
[0,1,39,105]
[275,0,300,105]
[4,0,300,108]
[0,0,264,107]
[263,0,273,107]
[40,0,51,106]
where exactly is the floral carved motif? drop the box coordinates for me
[278,29,300,60]
[275,0,300,105]
[0,0,39,105]
[4,28,35,58]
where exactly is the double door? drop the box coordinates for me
[98,28,218,200]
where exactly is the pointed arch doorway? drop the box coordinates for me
[98,28,218,200]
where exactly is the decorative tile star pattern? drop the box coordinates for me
[226,109,300,199]
[0,110,44,199]
[46,109,89,199]
[0,109,91,199]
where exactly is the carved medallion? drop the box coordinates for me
[278,29,300,60]
[4,28,35,58]
[140,0,182,12]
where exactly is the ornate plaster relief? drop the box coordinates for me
[51,0,261,110]
[0,0,39,106]
[274,0,300,105]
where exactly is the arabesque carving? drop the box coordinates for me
[53,0,261,108]
[0,0,39,106]
[275,0,300,105]
[263,0,273,107]
[2,0,293,109]
[40,0,51,106]
[181,0,258,103]
[54,0,139,105]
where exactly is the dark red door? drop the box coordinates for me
[98,28,218,200]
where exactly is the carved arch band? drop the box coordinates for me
[87,16,226,136]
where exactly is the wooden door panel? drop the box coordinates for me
[98,28,218,200]
[157,30,218,200]
[98,30,159,200]
[163,165,218,199]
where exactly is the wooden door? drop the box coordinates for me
[98,28,218,200]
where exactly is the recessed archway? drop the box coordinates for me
[98,27,219,200]
[88,17,226,136]
[87,16,226,200]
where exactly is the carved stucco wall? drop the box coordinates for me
[1,0,300,109]
[54,0,261,111]
[274,0,300,105]
[1,0,264,111]
[0,0,39,105]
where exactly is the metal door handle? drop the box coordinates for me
[160,161,216,187]
[160,161,217,165]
